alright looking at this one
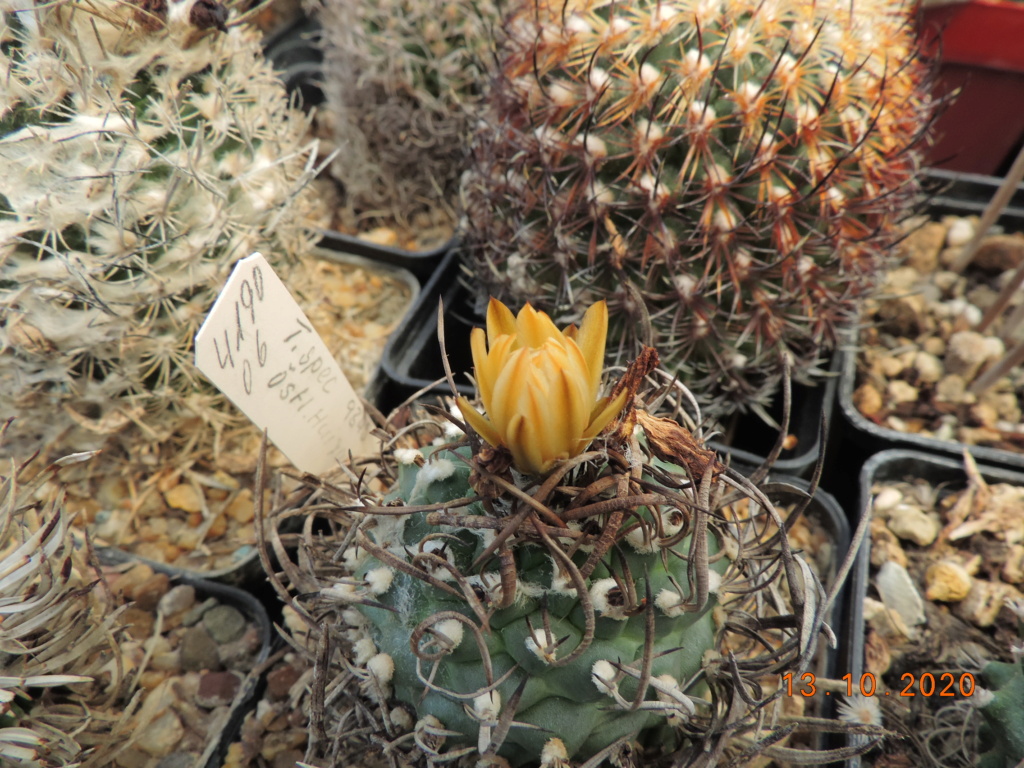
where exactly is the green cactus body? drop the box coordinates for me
[347,445,725,765]
[462,0,932,413]
[0,0,319,458]
[314,0,496,238]
[978,656,1024,768]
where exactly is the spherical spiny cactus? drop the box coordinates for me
[272,299,832,767]
[461,0,933,415]
[312,0,497,242]
[0,0,322,460]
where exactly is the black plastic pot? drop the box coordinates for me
[838,170,1024,471]
[769,476,853,712]
[375,249,837,476]
[263,17,325,109]
[96,553,273,768]
[844,448,1024,767]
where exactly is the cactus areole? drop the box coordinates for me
[323,299,823,765]
[462,0,933,414]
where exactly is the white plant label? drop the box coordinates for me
[195,252,374,474]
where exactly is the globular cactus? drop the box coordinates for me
[277,299,831,767]
[0,0,321,459]
[975,599,1024,768]
[312,0,496,242]
[461,0,933,415]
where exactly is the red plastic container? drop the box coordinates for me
[921,0,1024,175]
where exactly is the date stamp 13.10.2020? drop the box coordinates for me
[782,672,976,698]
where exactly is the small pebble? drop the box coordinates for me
[946,217,974,247]
[887,380,919,405]
[179,626,223,672]
[218,626,262,666]
[887,504,940,547]
[870,517,908,569]
[196,671,242,709]
[164,484,203,514]
[924,561,973,602]
[183,597,218,627]
[972,234,1024,272]
[155,754,194,768]
[922,336,946,356]
[133,573,171,612]
[122,607,156,640]
[853,383,884,417]
[203,604,247,644]
[954,580,1024,628]
[946,331,990,380]
[913,351,943,384]
[873,487,904,514]
[935,374,967,403]
[136,711,185,757]
[876,561,927,629]
[158,585,197,617]
[225,489,256,524]
[266,663,302,701]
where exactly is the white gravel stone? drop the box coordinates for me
[876,561,927,629]
[887,504,940,547]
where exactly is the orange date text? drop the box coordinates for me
[781,672,976,697]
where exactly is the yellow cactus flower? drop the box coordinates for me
[457,298,629,475]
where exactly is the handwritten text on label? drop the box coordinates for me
[195,253,374,475]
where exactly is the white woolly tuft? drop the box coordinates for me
[342,547,367,570]
[707,569,723,596]
[421,458,457,484]
[655,588,685,617]
[394,448,422,465]
[353,637,378,667]
[625,524,657,553]
[590,578,628,620]
[473,691,501,722]
[320,582,361,602]
[837,694,882,727]
[390,707,414,731]
[433,619,465,650]
[342,608,368,627]
[591,660,617,694]
[365,567,395,595]
[972,687,995,707]
[366,653,395,684]
[540,737,569,767]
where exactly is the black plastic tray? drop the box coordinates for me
[97,554,273,768]
[375,249,837,476]
[844,448,1024,767]
[838,171,1024,471]
[769,476,853,712]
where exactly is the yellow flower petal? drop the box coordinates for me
[463,297,628,476]
[516,303,563,348]
[580,387,629,445]
[457,396,504,448]
[478,333,516,413]
[489,348,531,442]
[486,298,518,347]
[575,300,609,404]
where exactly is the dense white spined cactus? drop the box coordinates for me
[0,0,323,459]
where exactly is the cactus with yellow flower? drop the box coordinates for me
[461,0,933,414]
[266,298,837,766]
